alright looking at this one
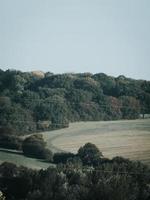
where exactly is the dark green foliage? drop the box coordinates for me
[0,157,150,200]
[93,73,116,96]
[0,143,150,200]
[0,69,150,138]
[112,156,130,164]
[119,96,141,119]
[0,134,22,150]
[53,152,75,164]
[22,134,53,161]
[0,102,36,135]
[74,77,100,94]
[78,143,103,166]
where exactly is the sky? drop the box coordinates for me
[0,0,150,80]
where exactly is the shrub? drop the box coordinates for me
[77,143,103,166]
[53,152,75,164]
[0,134,22,150]
[22,134,53,161]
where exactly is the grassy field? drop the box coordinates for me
[0,119,150,168]
[46,119,150,165]
[0,148,52,169]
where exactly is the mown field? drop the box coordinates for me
[0,119,150,168]
[47,119,150,165]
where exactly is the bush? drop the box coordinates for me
[0,134,22,150]
[40,148,53,161]
[53,152,75,164]
[78,143,103,166]
[22,134,53,161]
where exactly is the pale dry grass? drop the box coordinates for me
[49,119,150,165]
[0,119,149,168]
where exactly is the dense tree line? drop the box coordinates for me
[0,69,150,136]
[0,143,150,200]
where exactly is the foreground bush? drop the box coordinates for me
[53,152,75,164]
[0,159,150,200]
[22,134,53,161]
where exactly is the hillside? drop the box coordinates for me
[0,69,150,135]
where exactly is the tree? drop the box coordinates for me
[22,134,53,161]
[93,73,116,95]
[119,96,140,119]
[103,96,122,120]
[78,143,103,166]
[74,77,100,94]
[0,103,36,135]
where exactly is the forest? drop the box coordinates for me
[0,69,150,158]
[0,69,150,137]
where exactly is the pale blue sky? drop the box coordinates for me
[0,0,150,80]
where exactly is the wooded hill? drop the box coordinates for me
[0,69,150,135]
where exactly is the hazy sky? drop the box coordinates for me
[0,0,150,80]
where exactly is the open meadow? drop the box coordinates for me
[0,148,52,169]
[47,119,150,165]
[0,119,150,168]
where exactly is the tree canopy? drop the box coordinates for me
[0,69,149,135]
[78,143,103,165]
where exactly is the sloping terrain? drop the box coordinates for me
[49,119,150,165]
